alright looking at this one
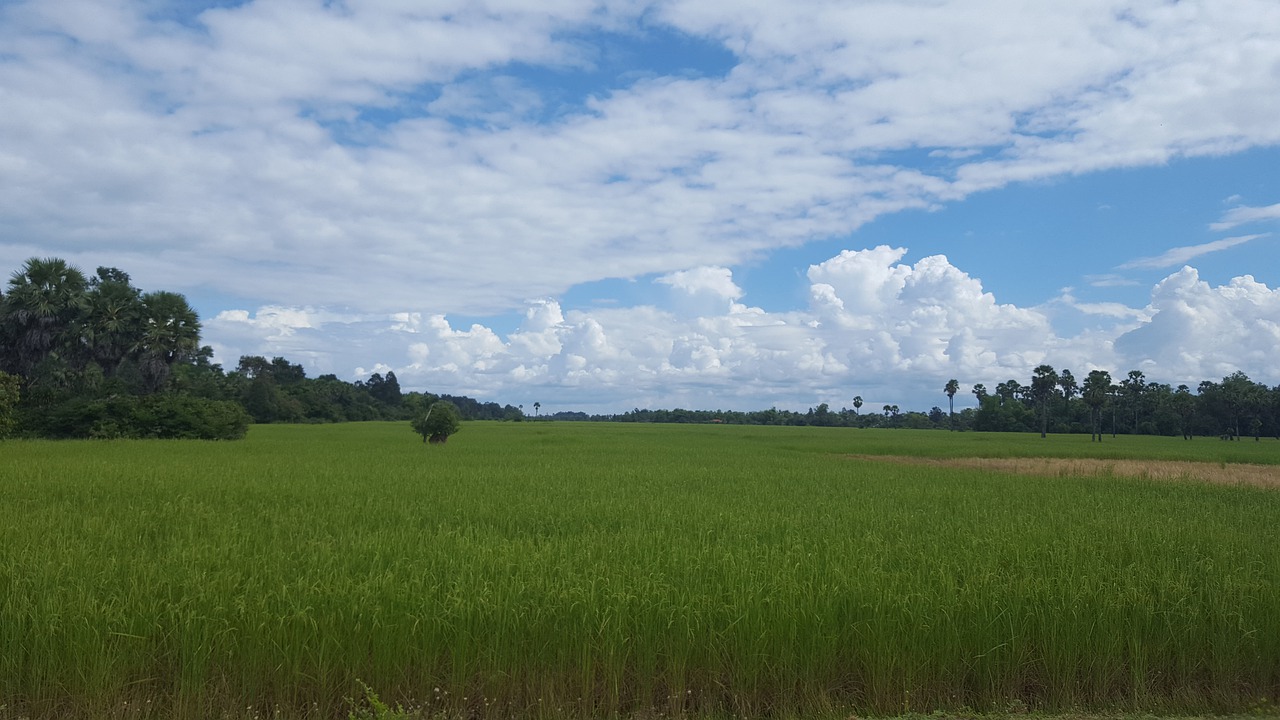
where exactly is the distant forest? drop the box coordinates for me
[560,366,1280,442]
[2,257,1276,440]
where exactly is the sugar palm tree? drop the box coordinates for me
[83,267,144,376]
[1081,370,1111,442]
[1057,369,1077,418]
[1121,369,1146,432]
[135,291,200,393]
[1,257,88,377]
[944,379,959,430]
[1030,365,1058,438]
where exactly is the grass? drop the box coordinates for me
[1,423,1278,719]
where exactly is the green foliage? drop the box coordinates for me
[363,371,402,406]
[241,373,305,423]
[346,680,410,720]
[944,378,960,429]
[16,392,249,439]
[0,257,250,440]
[410,399,461,443]
[0,257,88,377]
[133,394,251,440]
[2,423,1279,718]
[135,290,201,392]
[0,370,19,438]
[972,394,1035,432]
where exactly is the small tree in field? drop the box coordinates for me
[411,400,461,444]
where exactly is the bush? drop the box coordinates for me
[134,394,251,440]
[411,400,461,444]
[18,392,249,440]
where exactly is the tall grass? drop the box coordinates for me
[1,423,1278,719]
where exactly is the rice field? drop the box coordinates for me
[1,423,1279,719]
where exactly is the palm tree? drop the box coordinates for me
[852,395,862,415]
[1121,370,1146,432]
[1172,384,1195,440]
[83,267,143,376]
[995,379,1022,405]
[1057,369,1077,423]
[135,291,200,393]
[1109,383,1122,437]
[1081,370,1111,442]
[533,401,541,417]
[944,379,959,430]
[1030,365,1058,438]
[1,257,88,377]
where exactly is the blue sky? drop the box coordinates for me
[2,0,1278,413]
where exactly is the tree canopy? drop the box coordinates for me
[411,400,462,444]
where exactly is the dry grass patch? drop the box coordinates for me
[850,454,1280,489]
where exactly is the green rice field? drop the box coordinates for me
[2,422,1279,719]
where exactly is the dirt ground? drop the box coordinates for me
[850,454,1280,490]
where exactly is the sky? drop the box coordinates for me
[2,0,1279,414]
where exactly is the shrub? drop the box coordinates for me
[410,400,461,444]
[17,392,249,440]
[135,394,251,440]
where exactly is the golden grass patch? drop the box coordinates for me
[850,454,1280,489]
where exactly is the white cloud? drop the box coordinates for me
[3,0,1279,316]
[1117,234,1266,270]
[656,266,743,318]
[1052,289,1150,322]
[209,246,1265,412]
[205,306,364,375]
[3,1,1280,410]
[206,246,1279,412]
[657,266,742,300]
[1086,274,1142,288]
[1114,267,1280,382]
[1068,302,1149,322]
[425,75,545,126]
[1211,202,1280,231]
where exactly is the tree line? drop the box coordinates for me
[0,258,522,439]
[961,366,1279,441]
[557,366,1279,440]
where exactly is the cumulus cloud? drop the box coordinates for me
[204,246,1280,413]
[656,266,743,317]
[1115,267,1280,382]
